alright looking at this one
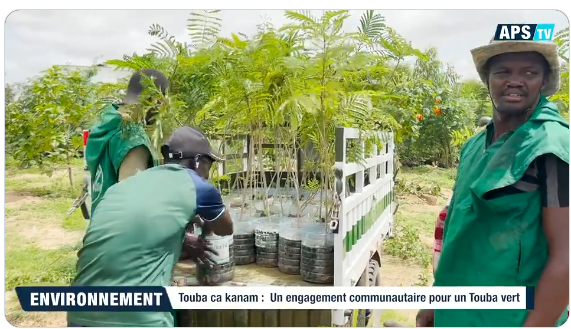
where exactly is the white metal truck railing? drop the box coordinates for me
[332,127,395,286]
[331,127,395,326]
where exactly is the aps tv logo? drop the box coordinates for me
[494,24,555,41]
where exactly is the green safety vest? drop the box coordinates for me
[85,103,155,215]
[68,164,198,327]
[434,96,569,327]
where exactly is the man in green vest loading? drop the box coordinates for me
[417,39,569,326]
[85,69,169,215]
[67,126,233,327]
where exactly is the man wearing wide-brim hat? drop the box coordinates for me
[417,38,569,327]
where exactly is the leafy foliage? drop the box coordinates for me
[5,66,123,187]
[551,27,569,119]
[8,10,568,201]
[187,10,222,49]
[118,73,185,158]
[6,11,569,269]
[384,221,431,267]
[101,11,491,173]
[5,83,16,106]
[554,27,569,62]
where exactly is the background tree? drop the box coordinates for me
[551,27,569,119]
[12,10,566,193]
[5,66,123,188]
[5,83,16,106]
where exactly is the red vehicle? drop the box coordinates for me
[432,195,451,274]
[67,130,92,220]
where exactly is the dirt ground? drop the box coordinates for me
[4,164,450,327]
[4,191,84,250]
[4,165,88,327]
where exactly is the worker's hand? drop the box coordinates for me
[192,215,214,236]
[181,233,219,268]
[416,309,434,327]
[192,215,204,228]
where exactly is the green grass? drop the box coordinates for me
[5,244,80,291]
[5,161,87,294]
[401,210,438,238]
[383,165,454,269]
[384,218,432,268]
[399,166,456,190]
[5,171,84,199]
[6,197,87,231]
[5,157,85,198]
[379,310,415,327]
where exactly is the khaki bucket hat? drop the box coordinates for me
[471,39,561,97]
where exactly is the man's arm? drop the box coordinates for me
[200,209,234,237]
[194,180,233,236]
[523,154,569,327]
[118,146,152,181]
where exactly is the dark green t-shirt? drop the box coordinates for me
[67,164,226,327]
[85,103,153,214]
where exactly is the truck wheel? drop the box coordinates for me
[355,309,367,327]
[354,261,372,327]
[368,259,381,287]
[364,259,381,326]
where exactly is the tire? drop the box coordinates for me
[354,264,369,327]
[368,259,381,286]
[354,259,382,327]
[356,309,367,327]
[365,259,381,325]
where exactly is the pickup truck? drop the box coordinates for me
[172,127,397,327]
[69,126,398,327]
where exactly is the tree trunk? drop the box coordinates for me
[67,155,75,190]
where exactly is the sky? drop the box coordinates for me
[4,9,569,84]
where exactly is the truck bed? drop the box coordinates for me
[171,260,330,287]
